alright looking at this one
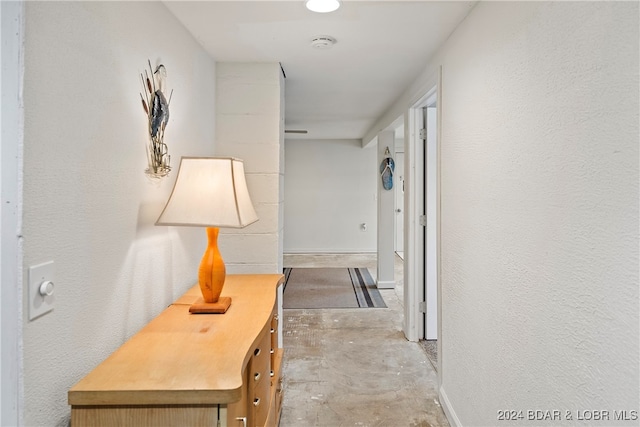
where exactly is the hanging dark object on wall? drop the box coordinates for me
[380,147,395,190]
[139,60,173,179]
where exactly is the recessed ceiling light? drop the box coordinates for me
[305,0,340,13]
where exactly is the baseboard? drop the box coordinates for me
[376,280,395,289]
[439,386,462,427]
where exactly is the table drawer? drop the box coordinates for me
[250,331,270,392]
[270,309,278,369]
[251,371,270,427]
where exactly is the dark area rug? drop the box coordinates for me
[283,267,387,309]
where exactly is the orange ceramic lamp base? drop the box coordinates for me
[189,227,232,314]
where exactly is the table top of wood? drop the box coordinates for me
[68,274,284,406]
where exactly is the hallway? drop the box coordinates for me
[280,254,449,427]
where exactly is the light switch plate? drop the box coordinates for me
[29,261,55,320]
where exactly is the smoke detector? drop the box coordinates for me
[311,35,336,49]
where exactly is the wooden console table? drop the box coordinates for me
[68,274,285,427]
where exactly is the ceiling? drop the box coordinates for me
[164,1,476,140]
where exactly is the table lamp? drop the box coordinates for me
[156,157,258,313]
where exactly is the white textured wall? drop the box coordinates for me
[366,1,638,424]
[433,2,638,425]
[1,2,24,426]
[22,2,216,425]
[284,139,377,253]
[215,63,284,273]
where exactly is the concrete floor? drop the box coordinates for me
[280,253,449,427]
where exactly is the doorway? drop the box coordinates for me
[420,103,438,370]
[404,70,441,380]
[394,128,405,260]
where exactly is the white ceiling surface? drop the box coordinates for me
[165,1,476,140]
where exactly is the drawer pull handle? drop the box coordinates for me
[270,328,275,334]
[274,314,279,321]
[253,398,261,407]
[254,372,261,381]
[254,348,261,356]
[270,348,274,354]
[235,417,247,427]
[270,370,275,377]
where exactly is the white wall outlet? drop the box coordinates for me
[29,261,55,320]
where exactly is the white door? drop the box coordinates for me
[394,152,405,257]
[424,107,438,340]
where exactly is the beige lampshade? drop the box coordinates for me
[156,157,258,228]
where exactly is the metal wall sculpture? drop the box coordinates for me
[139,60,173,179]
